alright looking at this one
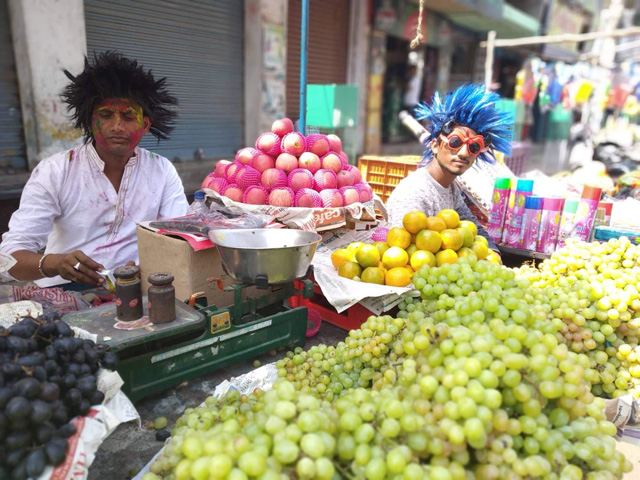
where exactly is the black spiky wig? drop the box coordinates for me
[61,51,178,142]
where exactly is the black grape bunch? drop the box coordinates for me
[0,316,118,479]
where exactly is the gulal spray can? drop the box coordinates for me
[556,199,579,249]
[505,179,534,247]
[487,177,511,244]
[573,185,602,241]
[521,196,543,251]
[537,197,565,254]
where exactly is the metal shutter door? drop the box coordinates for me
[84,0,244,161]
[286,0,349,121]
[0,2,26,171]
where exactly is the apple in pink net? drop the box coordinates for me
[275,153,299,174]
[236,148,258,166]
[314,169,337,191]
[321,152,342,174]
[223,184,244,203]
[298,152,321,174]
[319,189,344,208]
[225,162,243,183]
[243,185,268,205]
[214,160,231,177]
[347,164,362,183]
[251,153,275,173]
[203,176,228,194]
[305,134,330,157]
[261,168,288,189]
[281,132,306,156]
[295,188,322,208]
[336,169,354,188]
[271,118,294,137]
[236,165,262,190]
[327,134,342,152]
[256,132,281,156]
[340,186,360,205]
[288,169,314,192]
[268,187,295,207]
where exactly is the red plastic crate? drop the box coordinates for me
[290,279,378,331]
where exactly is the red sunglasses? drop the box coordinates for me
[439,121,492,155]
[439,131,489,154]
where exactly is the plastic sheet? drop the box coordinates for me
[149,206,274,236]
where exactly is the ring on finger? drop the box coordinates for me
[73,262,81,272]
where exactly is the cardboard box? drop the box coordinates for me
[136,225,257,307]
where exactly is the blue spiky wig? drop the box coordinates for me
[414,84,513,167]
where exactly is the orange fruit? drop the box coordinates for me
[382,246,409,269]
[456,247,476,258]
[402,211,428,234]
[386,227,412,249]
[471,241,489,260]
[355,244,381,268]
[361,266,386,285]
[410,250,437,270]
[437,209,460,229]
[475,235,489,247]
[425,216,446,232]
[338,261,362,280]
[406,244,418,258]
[486,250,502,264]
[415,230,442,253]
[456,227,474,248]
[435,249,458,266]
[459,220,477,237]
[346,242,365,254]
[373,241,390,257]
[385,267,413,287]
[440,229,463,251]
[331,248,355,269]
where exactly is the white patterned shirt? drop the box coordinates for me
[1,143,188,286]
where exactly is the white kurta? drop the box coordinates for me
[1,143,189,286]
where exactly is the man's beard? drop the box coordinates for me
[437,157,464,176]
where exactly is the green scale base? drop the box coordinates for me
[62,281,314,402]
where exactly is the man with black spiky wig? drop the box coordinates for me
[1,52,189,288]
[386,84,513,256]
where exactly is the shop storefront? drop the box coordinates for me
[84,0,245,162]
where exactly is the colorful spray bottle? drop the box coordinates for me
[521,196,543,251]
[537,197,565,254]
[556,199,579,250]
[504,179,534,248]
[573,185,602,242]
[487,177,511,244]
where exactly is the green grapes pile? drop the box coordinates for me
[145,254,634,480]
[516,237,640,398]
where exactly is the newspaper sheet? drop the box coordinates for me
[202,189,386,232]
[312,229,417,314]
[606,395,640,445]
[38,381,139,480]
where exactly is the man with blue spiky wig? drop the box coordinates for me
[386,84,514,255]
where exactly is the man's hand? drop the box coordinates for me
[44,250,105,286]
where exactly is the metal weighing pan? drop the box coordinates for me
[208,229,321,286]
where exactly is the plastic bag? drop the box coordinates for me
[149,206,274,236]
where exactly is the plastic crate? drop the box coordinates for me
[357,156,421,203]
[290,279,378,331]
[504,141,531,176]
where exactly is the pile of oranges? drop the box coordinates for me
[330,209,500,287]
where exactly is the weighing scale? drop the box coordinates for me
[62,280,314,402]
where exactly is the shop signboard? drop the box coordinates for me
[542,0,585,59]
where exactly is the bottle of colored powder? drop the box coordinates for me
[537,197,565,254]
[487,177,511,244]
